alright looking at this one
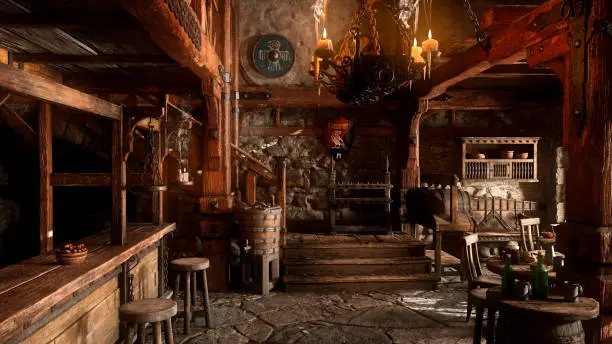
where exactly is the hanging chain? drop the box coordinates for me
[462,0,488,43]
[368,9,382,55]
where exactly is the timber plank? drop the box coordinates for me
[20,279,118,344]
[284,273,439,284]
[0,223,175,342]
[0,64,121,120]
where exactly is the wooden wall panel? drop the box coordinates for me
[131,248,159,300]
[21,279,119,344]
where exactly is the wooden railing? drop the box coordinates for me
[464,159,536,181]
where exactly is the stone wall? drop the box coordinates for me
[239,108,396,227]
[419,104,564,229]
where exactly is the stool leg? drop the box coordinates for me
[191,271,198,315]
[138,324,146,344]
[201,270,212,328]
[474,306,484,344]
[261,255,270,296]
[164,319,174,344]
[184,272,191,334]
[154,322,163,344]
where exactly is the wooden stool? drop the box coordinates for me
[171,257,212,334]
[241,251,280,295]
[119,298,177,344]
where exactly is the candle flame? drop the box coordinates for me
[428,29,432,39]
[413,38,417,47]
[323,28,327,39]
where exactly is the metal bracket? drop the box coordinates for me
[528,3,563,31]
[238,91,272,101]
[218,65,231,83]
[232,91,240,100]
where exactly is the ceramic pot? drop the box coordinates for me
[515,281,532,300]
[564,283,584,302]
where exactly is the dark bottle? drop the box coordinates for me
[532,254,549,300]
[501,255,515,298]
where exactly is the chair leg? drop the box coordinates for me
[487,307,497,344]
[153,322,163,344]
[138,324,146,344]
[164,319,175,344]
[466,299,473,322]
[201,270,212,328]
[474,306,484,344]
[184,272,191,334]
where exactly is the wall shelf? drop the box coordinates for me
[461,137,540,182]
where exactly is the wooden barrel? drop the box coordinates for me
[236,205,282,255]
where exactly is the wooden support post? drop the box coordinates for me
[111,118,127,245]
[555,0,612,341]
[38,103,53,254]
[276,158,287,248]
[152,133,164,225]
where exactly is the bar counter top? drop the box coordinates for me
[0,223,175,342]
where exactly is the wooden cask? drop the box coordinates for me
[236,205,282,255]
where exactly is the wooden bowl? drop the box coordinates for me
[470,153,486,159]
[516,152,529,159]
[500,150,514,159]
[56,250,88,265]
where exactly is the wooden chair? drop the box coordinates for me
[462,233,501,321]
[119,298,177,344]
[171,257,212,334]
[519,217,541,252]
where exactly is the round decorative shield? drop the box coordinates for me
[252,35,295,78]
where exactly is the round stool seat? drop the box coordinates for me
[120,298,177,324]
[171,257,210,271]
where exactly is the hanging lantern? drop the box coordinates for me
[167,102,199,186]
[323,117,354,161]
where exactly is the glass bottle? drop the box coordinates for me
[532,254,549,300]
[501,254,515,298]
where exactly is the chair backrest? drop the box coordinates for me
[519,217,541,251]
[461,233,483,283]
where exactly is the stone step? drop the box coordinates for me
[284,257,432,276]
[283,273,440,292]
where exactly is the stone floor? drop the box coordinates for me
[167,279,483,344]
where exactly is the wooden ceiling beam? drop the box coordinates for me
[480,5,539,33]
[417,0,567,100]
[0,12,138,29]
[63,75,200,94]
[238,87,554,111]
[0,63,122,120]
[12,53,175,66]
[119,0,223,82]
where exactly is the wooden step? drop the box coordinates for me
[283,273,439,292]
[285,245,426,259]
[284,257,432,276]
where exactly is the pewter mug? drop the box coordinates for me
[515,281,532,301]
[564,283,584,302]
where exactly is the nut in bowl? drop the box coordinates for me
[55,243,88,265]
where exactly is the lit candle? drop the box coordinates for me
[422,30,439,53]
[410,38,423,61]
[315,28,334,58]
[422,30,439,79]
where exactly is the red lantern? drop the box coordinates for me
[323,118,354,160]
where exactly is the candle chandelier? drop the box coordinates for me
[310,0,487,105]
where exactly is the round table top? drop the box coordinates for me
[538,237,556,245]
[485,287,599,321]
[486,257,556,281]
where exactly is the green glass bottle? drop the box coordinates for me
[532,254,549,300]
[501,255,515,298]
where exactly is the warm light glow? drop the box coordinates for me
[428,29,432,39]
[413,38,417,47]
[323,27,328,39]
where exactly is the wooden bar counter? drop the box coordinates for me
[0,223,175,344]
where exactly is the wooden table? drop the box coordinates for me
[486,287,599,344]
[486,257,556,281]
